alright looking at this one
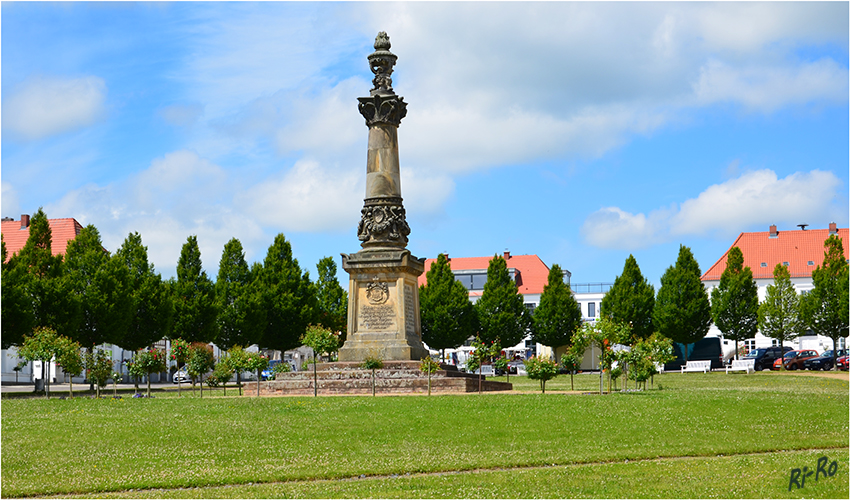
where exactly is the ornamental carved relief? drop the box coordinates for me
[357,201,410,247]
[358,95,407,127]
[365,277,390,305]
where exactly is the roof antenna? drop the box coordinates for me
[797,224,808,231]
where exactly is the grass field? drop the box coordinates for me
[2,371,847,498]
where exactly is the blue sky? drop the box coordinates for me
[2,2,848,290]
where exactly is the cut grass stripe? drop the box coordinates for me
[44,448,849,499]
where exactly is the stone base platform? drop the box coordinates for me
[243,361,512,396]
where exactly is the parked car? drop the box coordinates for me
[261,360,296,380]
[742,346,793,371]
[663,337,724,371]
[773,350,819,370]
[836,355,848,371]
[803,349,847,371]
[172,367,191,384]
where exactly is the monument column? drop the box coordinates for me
[338,32,429,362]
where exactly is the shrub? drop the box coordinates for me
[524,356,559,393]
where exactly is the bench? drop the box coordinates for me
[474,365,495,376]
[725,359,755,374]
[680,360,711,373]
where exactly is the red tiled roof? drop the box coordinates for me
[1,217,83,262]
[702,227,849,281]
[417,253,551,296]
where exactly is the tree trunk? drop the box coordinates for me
[237,371,242,396]
[69,376,74,399]
[147,375,151,398]
[427,368,432,396]
[372,368,376,396]
[599,365,604,395]
[313,355,318,397]
[257,369,261,397]
[734,340,739,361]
[570,371,574,391]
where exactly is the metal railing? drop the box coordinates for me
[571,283,613,294]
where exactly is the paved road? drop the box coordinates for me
[1,381,177,394]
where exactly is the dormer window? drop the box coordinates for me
[783,262,789,267]
[760,262,767,267]
[807,261,814,266]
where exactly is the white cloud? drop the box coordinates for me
[158,103,204,127]
[581,207,672,250]
[235,159,362,233]
[693,59,849,112]
[2,75,107,141]
[1,182,20,218]
[671,170,843,236]
[582,169,844,249]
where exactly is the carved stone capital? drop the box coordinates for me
[358,95,407,127]
[357,197,410,249]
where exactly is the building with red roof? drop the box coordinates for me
[417,251,609,367]
[1,214,83,261]
[2,214,84,384]
[702,222,848,355]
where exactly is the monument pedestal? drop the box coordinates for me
[338,249,430,362]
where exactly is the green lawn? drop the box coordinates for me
[2,372,847,498]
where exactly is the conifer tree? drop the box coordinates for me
[532,264,581,355]
[1,235,35,348]
[800,235,849,370]
[171,236,217,343]
[65,225,134,349]
[214,238,266,350]
[653,245,712,362]
[711,247,759,360]
[601,255,655,343]
[758,263,803,357]
[257,234,317,352]
[420,254,478,356]
[114,232,174,351]
[475,255,531,348]
[316,256,348,339]
[8,208,80,342]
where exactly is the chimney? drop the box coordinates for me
[769,224,777,238]
[829,222,837,235]
[20,214,30,230]
[503,250,511,261]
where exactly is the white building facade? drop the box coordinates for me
[701,223,849,356]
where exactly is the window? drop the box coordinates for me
[771,339,779,347]
[760,262,767,267]
[588,302,596,318]
[471,273,488,290]
[807,261,814,266]
[525,303,536,314]
[782,262,789,267]
[454,274,472,290]
[745,339,757,352]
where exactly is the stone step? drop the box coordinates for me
[243,361,512,395]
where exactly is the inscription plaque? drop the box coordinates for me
[359,304,395,330]
[404,284,415,336]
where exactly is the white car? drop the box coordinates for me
[172,368,191,384]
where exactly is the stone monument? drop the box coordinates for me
[338,32,430,362]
